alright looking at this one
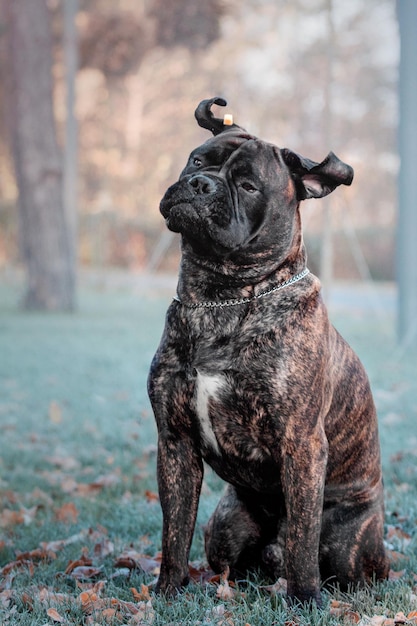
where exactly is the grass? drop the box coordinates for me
[0,273,417,625]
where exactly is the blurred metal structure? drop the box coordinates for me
[319,0,335,302]
[64,0,79,294]
[397,0,417,348]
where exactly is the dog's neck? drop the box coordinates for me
[175,243,308,306]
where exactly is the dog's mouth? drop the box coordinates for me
[160,183,252,257]
[164,202,247,256]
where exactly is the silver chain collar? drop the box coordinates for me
[173,267,310,309]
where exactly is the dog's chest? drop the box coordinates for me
[192,366,279,466]
[194,371,224,455]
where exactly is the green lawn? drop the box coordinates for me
[0,276,417,625]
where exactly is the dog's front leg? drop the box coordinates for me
[155,432,203,595]
[282,429,328,606]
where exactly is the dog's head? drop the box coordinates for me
[160,97,353,263]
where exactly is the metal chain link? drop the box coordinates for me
[173,268,310,309]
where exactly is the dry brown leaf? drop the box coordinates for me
[126,600,155,624]
[97,607,122,623]
[407,612,417,623]
[79,589,99,613]
[216,580,236,601]
[71,565,102,580]
[16,547,56,562]
[145,490,159,503]
[0,590,13,609]
[131,585,151,602]
[388,550,409,564]
[65,552,92,574]
[0,559,34,577]
[45,454,78,470]
[386,525,412,548]
[40,530,88,553]
[0,506,38,527]
[93,538,114,559]
[329,599,357,621]
[114,551,161,574]
[188,560,216,585]
[330,599,360,624]
[46,607,65,623]
[55,502,79,523]
[38,588,73,605]
[30,487,54,506]
[261,577,287,596]
[367,618,396,626]
[60,477,79,493]
[216,567,237,601]
[389,569,406,580]
[49,401,63,424]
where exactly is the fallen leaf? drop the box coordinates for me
[407,612,417,623]
[55,502,79,524]
[79,589,99,613]
[114,551,161,574]
[94,538,114,559]
[49,401,63,424]
[71,565,103,580]
[216,567,236,601]
[367,617,391,626]
[45,454,78,470]
[389,569,406,580]
[39,588,73,605]
[46,607,65,623]
[386,525,412,549]
[16,548,56,562]
[216,579,236,600]
[145,490,159,503]
[188,560,216,585]
[260,577,287,595]
[0,590,12,609]
[0,506,38,527]
[388,550,409,564]
[65,551,92,574]
[131,585,151,601]
[40,530,89,552]
[0,559,34,577]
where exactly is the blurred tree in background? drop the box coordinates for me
[3,0,75,310]
[0,0,398,299]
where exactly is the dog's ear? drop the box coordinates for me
[195,97,243,136]
[281,149,354,200]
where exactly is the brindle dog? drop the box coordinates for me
[147,97,389,605]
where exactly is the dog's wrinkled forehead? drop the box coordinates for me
[181,131,261,178]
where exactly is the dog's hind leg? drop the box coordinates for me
[205,485,263,577]
[205,484,283,579]
[319,499,389,590]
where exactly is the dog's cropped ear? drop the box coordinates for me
[195,97,244,136]
[281,149,354,200]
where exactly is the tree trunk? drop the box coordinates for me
[6,0,76,310]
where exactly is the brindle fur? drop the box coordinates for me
[148,98,389,605]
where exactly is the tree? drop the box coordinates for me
[397,0,417,347]
[5,0,76,310]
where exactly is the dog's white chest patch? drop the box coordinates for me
[195,371,224,454]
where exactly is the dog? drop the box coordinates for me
[147,97,389,605]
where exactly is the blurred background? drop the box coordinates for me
[0,0,414,338]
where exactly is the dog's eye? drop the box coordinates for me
[241,182,257,193]
[193,157,202,167]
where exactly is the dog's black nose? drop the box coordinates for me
[188,174,217,195]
